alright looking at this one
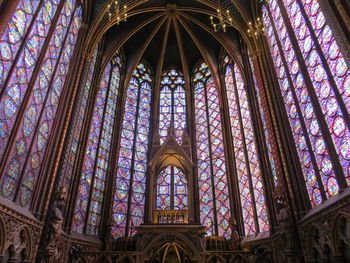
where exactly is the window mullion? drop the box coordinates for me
[266,5,328,201]
[171,166,174,210]
[0,0,44,96]
[171,87,175,127]
[295,0,350,131]
[203,79,219,236]
[231,63,260,233]
[125,77,142,236]
[83,62,113,234]
[277,0,347,189]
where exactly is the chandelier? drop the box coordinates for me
[247,17,265,38]
[107,1,127,24]
[209,5,233,33]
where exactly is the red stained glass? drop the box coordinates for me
[1,1,82,207]
[73,52,122,234]
[159,68,186,144]
[112,63,152,238]
[262,0,348,205]
[194,63,231,238]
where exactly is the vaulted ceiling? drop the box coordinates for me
[84,0,259,83]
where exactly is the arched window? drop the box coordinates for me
[223,57,269,235]
[0,0,83,207]
[159,68,186,144]
[59,45,99,191]
[112,63,153,237]
[262,0,350,206]
[72,52,123,235]
[193,62,231,237]
[156,166,188,210]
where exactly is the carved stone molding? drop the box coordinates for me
[0,201,43,261]
[299,190,350,262]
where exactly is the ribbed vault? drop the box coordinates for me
[83,0,261,86]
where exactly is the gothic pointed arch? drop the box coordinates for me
[111,61,153,238]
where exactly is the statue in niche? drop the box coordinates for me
[44,186,67,255]
[229,218,240,250]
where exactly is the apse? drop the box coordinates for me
[0,0,349,262]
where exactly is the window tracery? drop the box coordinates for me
[223,57,270,235]
[112,63,153,237]
[159,68,186,144]
[262,0,350,206]
[193,62,231,237]
[156,166,188,211]
[72,52,123,235]
[0,0,82,207]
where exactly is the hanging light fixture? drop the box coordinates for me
[209,2,233,33]
[247,17,266,38]
[107,1,128,25]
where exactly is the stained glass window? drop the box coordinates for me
[262,0,350,206]
[247,56,278,186]
[156,166,188,210]
[72,52,123,235]
[0,0,83,207]
[112,63,153,238]
[224,57,270,235]
[193,62,231,238]
[159,68,186,144]
[0,0,41,86]
[0,0,61,159]
[59,45,99,191]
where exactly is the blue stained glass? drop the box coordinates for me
[112,62,153,238]
[73,51,123,234]
[262,0,348,205]
[0,1,82,207]
[194,62,231,238]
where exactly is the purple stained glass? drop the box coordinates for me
[194,63,231,238]
[1,1,81,207]
[72,51,122,234]
[112,63,152,238]
[156,166,188,211]
[248,56,278,186]
[279,0,350,185]
[0,0,41,86]
[59,45,99,191]
[0,0,60,160]
[262,3,328,206]
[224,64,255,235]
[159,69,186,144]
[301,0,350,113]
[234,64,270,232]
[157,167,171,210]
[19,5,82,207]
[174,167,188,210]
